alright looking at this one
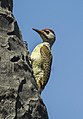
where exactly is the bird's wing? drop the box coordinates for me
[40,45,52,89]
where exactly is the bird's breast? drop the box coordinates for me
[31,42,50,60]
[31,43,51,74]
[31,45,41,61]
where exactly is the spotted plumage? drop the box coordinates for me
[31,28,56,93]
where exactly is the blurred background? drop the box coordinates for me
[14,1,83,119]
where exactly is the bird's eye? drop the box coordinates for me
[44,30,49,34]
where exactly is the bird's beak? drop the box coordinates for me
[32,28,43,35]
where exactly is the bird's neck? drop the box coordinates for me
[42,42,52,49]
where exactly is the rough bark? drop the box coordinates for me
[0,0,48,119]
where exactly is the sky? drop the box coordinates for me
[13,1,83,119]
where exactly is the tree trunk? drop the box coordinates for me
[0,0,48,119]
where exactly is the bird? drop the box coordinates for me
[31,28,56,93]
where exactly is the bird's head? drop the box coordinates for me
[32,28,56,47]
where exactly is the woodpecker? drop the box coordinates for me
[31,28,56,93]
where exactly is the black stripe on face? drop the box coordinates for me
[46,29,56,41]
[48,29,55,36]
[42,33,49,40]
[42,29,55,36]
[44,30,49,34]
